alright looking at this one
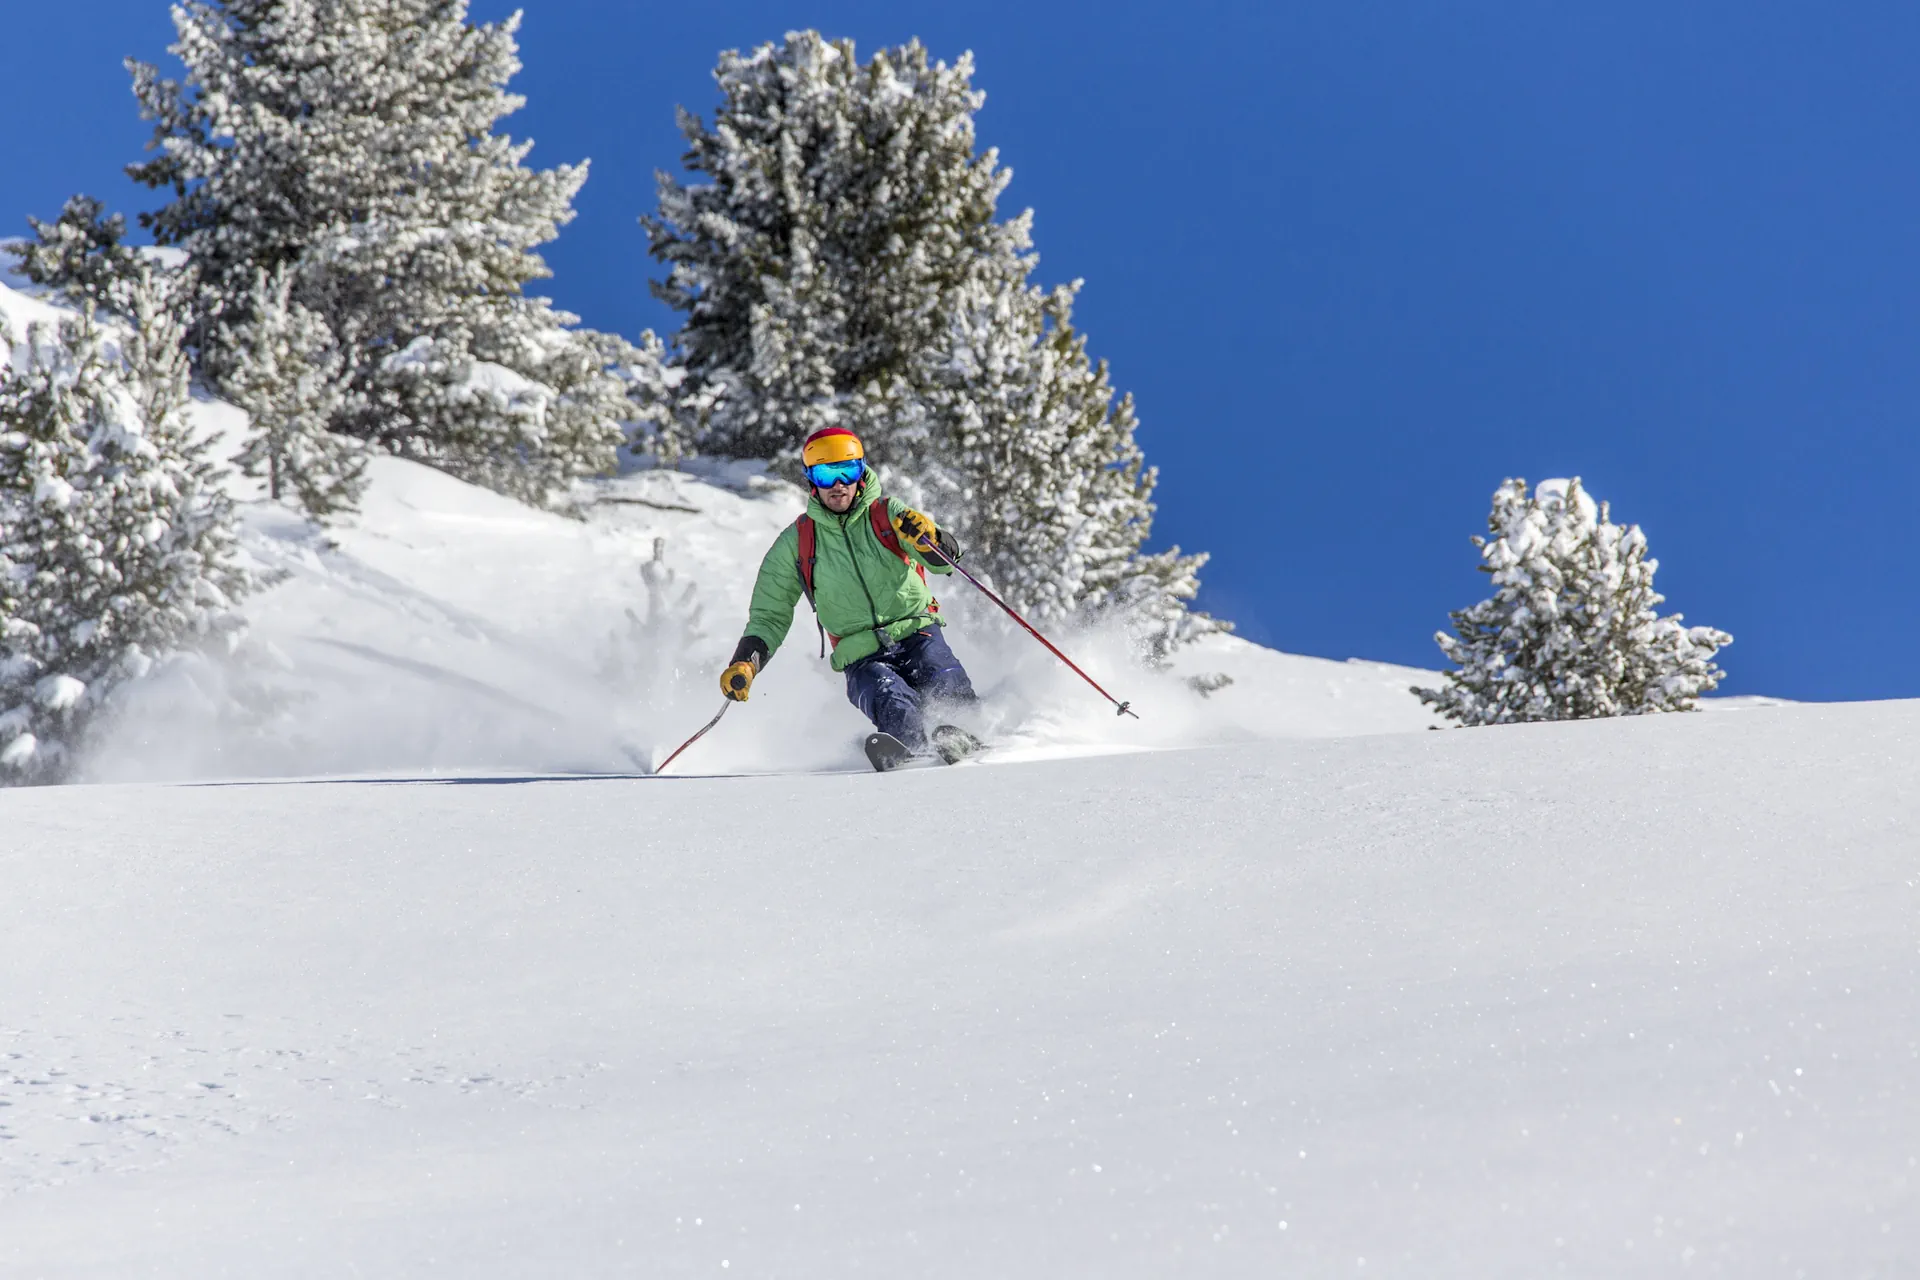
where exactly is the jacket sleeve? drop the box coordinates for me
[743,523,805,661]
[886,497,956,576]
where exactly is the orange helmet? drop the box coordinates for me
[801,427,864,468]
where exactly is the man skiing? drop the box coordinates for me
[719,426,983,769]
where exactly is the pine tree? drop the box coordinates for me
[646,32,1219,650]
[219,267,366,519]
[126,0,626,504]
[646,32,1018,464]
[0,278,251,784]
[1416,477,1732,726]
[10,195,148,314]
[928,279,1217,660]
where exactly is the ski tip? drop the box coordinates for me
[863,732,915,773]
[929,723,986,765]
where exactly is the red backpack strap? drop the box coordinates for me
[869,500,929,586]
[868,501,905,560]
[794,514,828,657]
[794,514,818,602]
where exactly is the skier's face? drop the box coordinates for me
[817,479,858,513]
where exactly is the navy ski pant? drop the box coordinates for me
[843,627,977,751]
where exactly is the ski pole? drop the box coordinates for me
[654,700,731,774]
[913,535,1139,719]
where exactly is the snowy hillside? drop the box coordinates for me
[74,445,1448,781]
[5,255,1458,782]
[4,269,1794,783]
[3,696,1915,1277]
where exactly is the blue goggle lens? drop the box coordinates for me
[806,459,866,488]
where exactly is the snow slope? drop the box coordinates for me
[3,697,1915,1277]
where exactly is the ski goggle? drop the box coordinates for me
[806,458,866,489]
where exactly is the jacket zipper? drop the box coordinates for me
[839,508,885,637]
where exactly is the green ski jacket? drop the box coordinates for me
[743,473,954,672]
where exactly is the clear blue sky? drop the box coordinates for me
[9,1,1918,700]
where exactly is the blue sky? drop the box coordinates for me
[9,1,1918,700]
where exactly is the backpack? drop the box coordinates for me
[794,502,933,658]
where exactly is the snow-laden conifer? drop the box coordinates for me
[10,195,149,314]
[646,33,1019,464]
[127,0,626,504]
[0,277,250,783]
[1416,478,1731,725]
[647,32,1219,651]
[220,268,366,519]
[608,330,692,467]
[927,279,1217,660]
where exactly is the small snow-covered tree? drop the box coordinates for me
[1416,477,1731,725]
[607,329,693,467]
[127,0,626,503]
[0,281,250,783]
[220,267,366,519]
[10,195,149,314]
[647,32,1219,649]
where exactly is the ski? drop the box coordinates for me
[863,732,915,772]
[862,727,988,772]
[930,723,984,765]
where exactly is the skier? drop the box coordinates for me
[718,426,983,770]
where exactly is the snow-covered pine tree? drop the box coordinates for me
[928,278,1217,660]
[127,0,627,504]
[645,32,1016,466]
[647,32,1219,650]
[10,195,149,314]
[0,278,250,784]
[219,267,366,519]
[1416,477,1732,725]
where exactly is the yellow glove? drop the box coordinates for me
[720,661,756,701]
[893,507,961,564]
[890,506,936,552]
[721,638,768,701]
